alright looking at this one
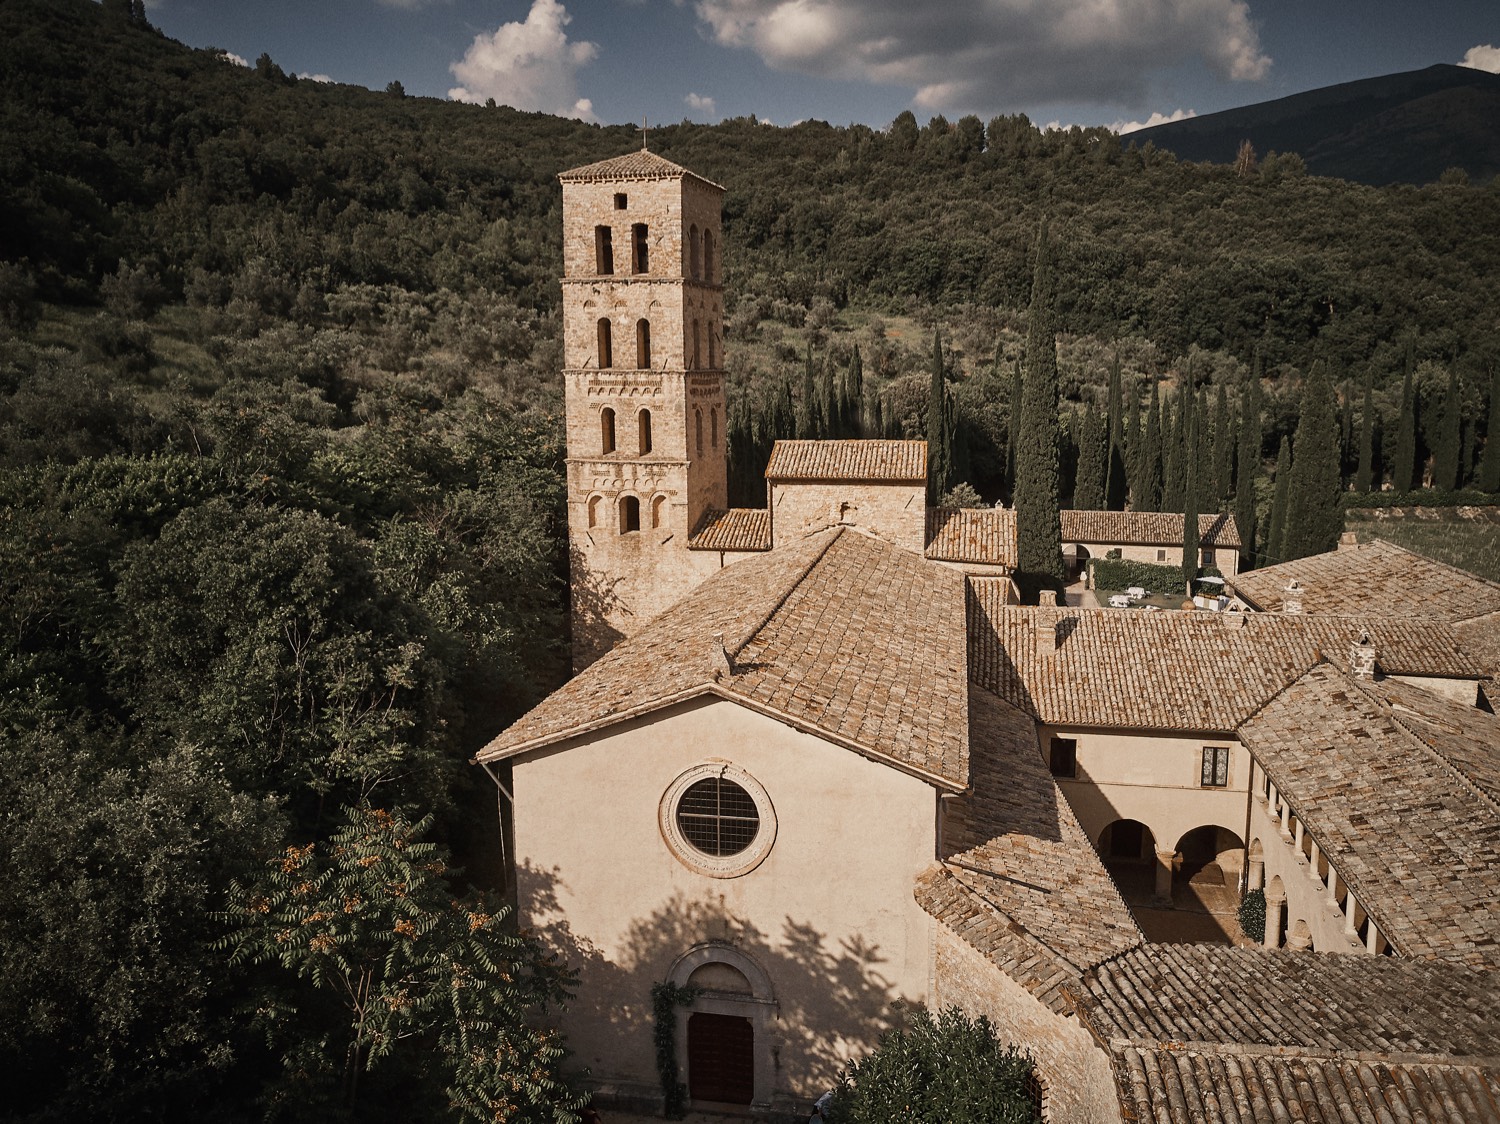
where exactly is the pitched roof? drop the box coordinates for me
[558,149,724,190]
[1081,945,1500,1124]
[477,528,971,790]
[1060,509,1242,549]
[1238,663,1500,969]
[965,587,1483,731]
[764,439,927,482]
[924,507,1017,568]
[1230,538,1500,621]
[688,508,771,552]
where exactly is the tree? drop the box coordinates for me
[1013,222,1064,594]
[1182,398,1200,591]
[826,1006,1039,1124]
[1234,369,1262,569]
[1072,401,1107,510]
[1104,355,1127,509]
[1234,139,1258,178]
[1481,365,1500,493]
[1283,364,1342,560]
[385,80,406,98]
[1356,365,1376,493]
[1266,436,1292,565]
[222,805,584,1122]
[1006,357,1023,496]
[926,329,955,503]
[1432,366,1462,491]
[1161,393,1183,512]
[1392,343,1418,492]
[797,344,817,439]
[1211,383,1233,504]
[1138,380,1163,512]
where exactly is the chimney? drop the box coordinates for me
[1281,578,1304,615]
[1033,616,1063,654]
[1338,531,1358,551]
[709,632,733,680]
[1223,609,1246,630]
[1349,628,1377,680]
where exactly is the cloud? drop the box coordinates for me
[225,51,249,68]
[1112,108,1198,134]
[690,0,1270,111]
[298,73,335,84]
[1459,44,1500,74]
[684,91,717,117]
[448,0,598,120]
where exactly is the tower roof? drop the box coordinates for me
[559,149,724,191]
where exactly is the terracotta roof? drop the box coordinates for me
[1239,663,1500,969]
[558,149,724,190]
[687,508,771,552]
[1081,945,1500,1124]
[1060,509,1242,549]
[764,440,927,482]
[924,507,1017,568]
[966,588,1484,731]
[932,687,1140,975]
[478,528,971,790]
[1230,538,1500,621]
[1456,612,1500,685]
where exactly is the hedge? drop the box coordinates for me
[1088,558,1185,594]
[1343,489,1500,510]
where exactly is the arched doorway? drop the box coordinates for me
[1170,826,1245,941]
[1095,819,1157,903]
[668,944,775,1110]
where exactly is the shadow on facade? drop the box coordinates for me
[567,541,626,668]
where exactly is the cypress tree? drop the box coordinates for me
[1014,221,1064,593]
[1392,343,1418,492]
[1182,401,1201,592]
[847,345,865,436]
[1355,366,1376,493]
[1105,355,1128,509]
[1140,380,1163,511]
[1481,364,1500,493]
[1007,357,1023,496]
[1073,401,1107,510]
[1234,372,1261,570]
[1211,383,1233,505]
[1432,366,1462,491]
[796,346,816,439]
[1161,393,1183,511]
[1266,436,1292,565]
[818,353,836,439]
[1121,375,1138,508]
[1283,363,1343,560]
[927,329,954,503]
[1339,375,1355,484]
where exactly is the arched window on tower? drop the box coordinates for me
[703,230,715,282]
[707,326,716,369]
[597,318,612,368]
[636,319,651,369]
[620,495,640,533]
[689,225,701,279]
[651,494,666,529]
[594,226,614,274]
[692,319,701,369]
[600,407,616,454]
[638,409,653,455]
[587,495,602,527]
[695,407,704,456]
[711,407,719,449]
[632,223,649,274]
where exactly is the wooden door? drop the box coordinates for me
[687,1012,753,1105]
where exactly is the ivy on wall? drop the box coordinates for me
[650,982,699,1119]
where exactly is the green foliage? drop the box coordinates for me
[1072,400,1107,510]
[1481,365,1500,494]
[1283,363,1343,560]
[221,805,583,1122]
[1014,221,1063,593]
[1341,488,1500,509]
[1234,367,1262,569]
[1355,365,1376,493]
[1433,366,1462,491]
[1182,395,1201,589]
[1266,436,1293,566]
[1088,558,1185,595]
[1239,888,1267,943]
[826,1006,1039,1124]
[1392,346,1418,493]
[926,329,955,502]
[650,982,699,1120]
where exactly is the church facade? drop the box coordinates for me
[476,151,1500,1122]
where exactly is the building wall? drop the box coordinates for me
[1044,726,1250,876]
[1078,542,1241,581]
[769,480,926,551]
[1389,673,1479,706]
[511,697,938,1111]
[931,925,1123,1124]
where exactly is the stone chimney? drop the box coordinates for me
[1033,616,1063,654]
[1281,579,1304,615]
[1349,628,1377,680]
[1338,531,1358,551]
[709,632,733,680]
[1223,609,1246,630]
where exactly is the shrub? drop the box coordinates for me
[1239,888,1266,943]
[1343,489,1500,510]
[1088,557,1183,594]
[826,1005,1040,1124]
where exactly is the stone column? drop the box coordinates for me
[1247,856,1264,891]
[1264,891,1285,949]
[1342,894,1361,942]
[1286,919,1313,951]
[1292,817,1304,855]
[1366,921,1382,955]
[1153,850,1177,907]
[1307,839,1325,886]
[1279,799,1292,841]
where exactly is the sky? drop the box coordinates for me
[147,0,1500,134]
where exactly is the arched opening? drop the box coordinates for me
[587,495,601,528]
[710,407,719,449]
[651,494,667,529]
[636,318,651,369]
[638,409,653,455]
[692,319,701,369]
[597,318,612,368]
[703,230,715,281]
[632,223,649,274]
[619,495,640,534]
[695,407,704,456]
[1169,825,1244,939]
[1097,819,1154,865]
[689,224,701,279]
[594,225,613,274]
[707,326,717,369]
[668,944,775,1110]
[600,407,616,454]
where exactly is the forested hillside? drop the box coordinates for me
[2,0,1498,1119]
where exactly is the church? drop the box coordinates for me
[476,150,1500,1123]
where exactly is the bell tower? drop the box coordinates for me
[559,150,729,667]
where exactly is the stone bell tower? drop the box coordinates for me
[558,149,729,668]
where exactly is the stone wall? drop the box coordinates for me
[769,480,926,551]
[931,924,1122,1123]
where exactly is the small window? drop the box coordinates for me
[594,225,613,274]
[689,224,701,279]
[638,409,653,455]
[1202,548,1216,565]
[676,777,760,857]
[707,328,717,369]
[587,495,601,527]
[1049,737,1077,778]
[636,318,651,369]
[600,407,616,454]
[597,318,613,368]
[651,494,666,529]
[620,495,641,533]
[632,223,649,273]
[692,319,701,369]
[1201,746,1230,787]
[613,192,627,210]
[711,407,718,448]
[1157,548,1167,562]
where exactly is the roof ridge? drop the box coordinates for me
[723,526,843,659]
